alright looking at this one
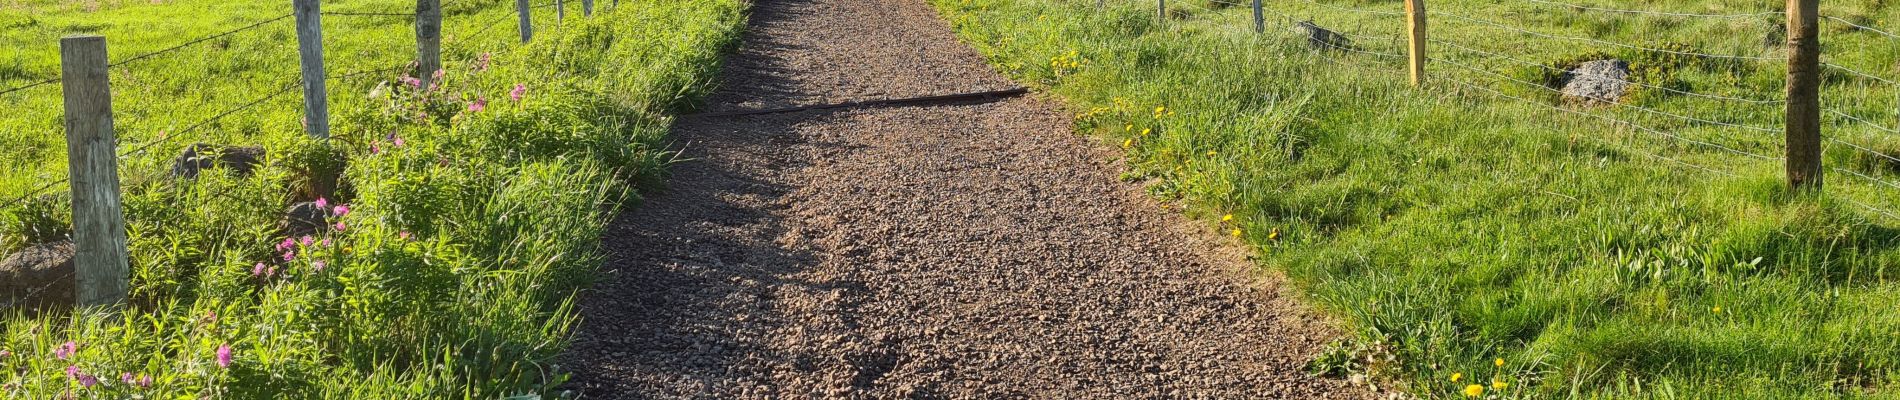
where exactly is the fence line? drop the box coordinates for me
[1428,38,1787,105]
[1824,16,1900,41]
[0,77,60,98]
[109,14,294,69]
[1444,78,1740,177]
[1432,10,1781,62]
[1432,43,1784,137]
[1522,0,1779,19]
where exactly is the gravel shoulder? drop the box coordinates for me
[563,0,1368,398]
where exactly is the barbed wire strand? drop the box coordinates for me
[1524,0,1779,19]
[322,11,418,17]
[0,271,78,312]
[1432,10,1780,62]
[1430,38,1785,105]
[0,176,71,214]
[0,77,60,98]
[1823,16,1900,41]
[109,13,294,69]
[1443,78,1740,177]
[119,79,303,160]
[1432,45,1784,136]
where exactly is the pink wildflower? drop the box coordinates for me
[370,143,382,155]
[65,366,95,387]
[393,136,405,147]
[313,260,327,272]
[282,251,296,262]
[400,76,422,89]
[510,84,527,102]
[215,344,232,368]
[475,53,491,72]
[431,69,446,82]
[468,96,487,113]
[0,350,10,358]
[277,238,295,252]
[315,198,328,209]
[332,205,350,217]
[335,221,347,232]
[252,263,266,277]
[137,374,153,388]
[398,231,412,240]
[300,236,313,246]
[319,238,332,247]
[53,341,76,360]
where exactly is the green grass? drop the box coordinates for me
[934,0,1900,398]
[0,0,744,397]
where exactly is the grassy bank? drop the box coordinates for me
[0,0,744,397]
[933,0,1900,398]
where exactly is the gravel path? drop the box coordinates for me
[563,0,1366,398]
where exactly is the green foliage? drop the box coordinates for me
[0,0,745,397]
[935,0,1900,398]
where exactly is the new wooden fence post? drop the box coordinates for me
[1404,0,1426,86]
[293,0,329,140]
[1252,0,1264,34]
[59,35,130,308]
[1785,0,1822,189]
[517,0,533,43]
[583,0,592,17]
[416,0,442,87]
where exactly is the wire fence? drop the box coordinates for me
[0,0,590,311]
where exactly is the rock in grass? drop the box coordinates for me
[0,241,75,315]
[1293,20,1352,51]
[171,143,266,179]
[284,201,329,238]
[1560,59,1632,105]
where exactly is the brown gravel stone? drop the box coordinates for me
[562,0,1369,398]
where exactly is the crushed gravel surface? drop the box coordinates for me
[563,0,1368,398]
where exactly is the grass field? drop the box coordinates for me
[933,0,1900,398]
[0,0,744,396]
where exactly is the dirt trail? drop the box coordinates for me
[563,0,1365,398]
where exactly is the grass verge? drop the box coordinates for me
[932,0,1900,398]
[0,0,744,397]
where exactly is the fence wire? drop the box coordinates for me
[110,13,294,69]
[1523,0,1779,19]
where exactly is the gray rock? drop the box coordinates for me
[284,201,329,237]
[171,143,265,179]
[1560,59,1632,104]
[1292,20,1351,51]
[0,241,75,315]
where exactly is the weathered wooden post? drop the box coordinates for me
[416,0,442,87]
[1252,0,1264,33]
[1157,0,1166,23]
[293,0,328,139]
[556,0,565,23]
[583,0,592,17]
[59,35,129,308]
[517,0,533,43]
[1785,0,1822,189]
[1404,0,1427,86]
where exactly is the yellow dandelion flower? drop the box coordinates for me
[1268,228,1280,240]
[1463,384,1485,397]
[1450,372,1463,382]
[1122,139,1133,148]
[1155,106,1167,115]
[1124,124,1133,132]
[1231,229,1243,238]
[1712,306,1722,314]
[1492,379,1508,390]
[1495,358,1505,367]
[1205,150,1217,157]
[1221,214,1234,222]
[1140,128,1152,136]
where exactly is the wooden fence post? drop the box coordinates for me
[293,0,328,139]
[556,0,565,23]
[416,0,442,87]
[1157,0,1166,23]
[517,0,533,43]
[1252,0,1264,33]
[583,0,592,17]
[1785,0,1822,189]
[59,35,129,308]
[1404,0,1426,86]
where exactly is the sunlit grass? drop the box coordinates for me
[0,0,744,397]
[936,0,1900,398]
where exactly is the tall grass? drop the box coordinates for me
[934,0,1900,398]
[0,0,744,397]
